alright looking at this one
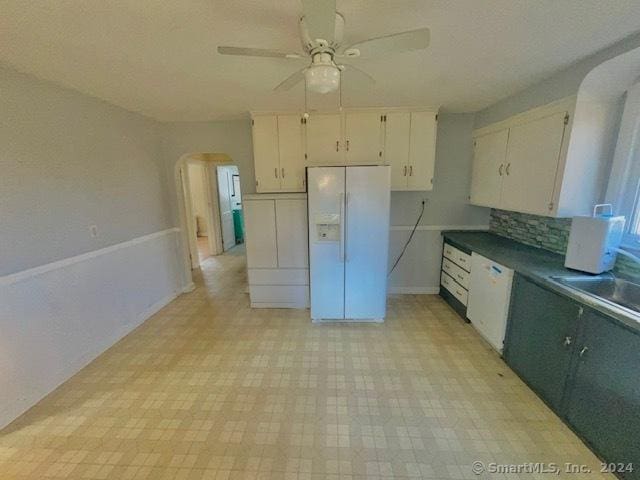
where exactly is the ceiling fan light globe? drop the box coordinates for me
[305,64,340,94]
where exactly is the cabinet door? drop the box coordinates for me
[501,111,567,215]
[306,113,343,164]
[385,112,410,189]
[470,129,508,207]
[344,112,383,165]
[275,199,309,268]
[565,311,640,476]
[277,115,306,192]
[407,111,437,190]
[252,116,281,192]
[243,200,278,268]
[504,275,580,412]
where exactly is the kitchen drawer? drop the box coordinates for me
[441,271,468,306]
[441,258,470,289]
[248,268,309,286]
[443,242,471,272]
[249,285,309,308]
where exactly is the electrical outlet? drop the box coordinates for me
[89,225,98,238]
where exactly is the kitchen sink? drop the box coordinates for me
[552,275,640,316]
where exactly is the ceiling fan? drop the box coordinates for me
[217,0,430,94]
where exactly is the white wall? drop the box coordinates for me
[160,113,489,293]
[160,119,254,227]
[0,66,182,428]
[187,162,208,234]
[387,113,490,293]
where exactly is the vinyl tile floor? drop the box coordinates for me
[0,249,612,479]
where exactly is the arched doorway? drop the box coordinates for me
[174,152,244,289]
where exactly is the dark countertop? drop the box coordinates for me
[442,230,640,334]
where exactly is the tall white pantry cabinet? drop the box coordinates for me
[244,193,309,308]
[251,109,438,192]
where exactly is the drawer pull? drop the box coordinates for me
[457,274,464,281]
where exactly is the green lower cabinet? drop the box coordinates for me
[564,310,640,480]
[504,275,581,412]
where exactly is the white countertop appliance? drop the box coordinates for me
[308,166,391,321]
[467,253,514,352]
[565,204,626,274]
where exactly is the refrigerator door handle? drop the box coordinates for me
[339,192,346,262]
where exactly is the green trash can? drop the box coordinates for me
[232,209,244,244]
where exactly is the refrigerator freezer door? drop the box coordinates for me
[467,252,514,352]
[308,167,346,320]
[344,166,391,319]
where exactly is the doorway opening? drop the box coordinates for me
[176,154,245,282]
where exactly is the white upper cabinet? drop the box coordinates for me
[385,112,411,189]
[501,111,567,215]
[253,114,305,193]
[469,95,620,217]
[251,108,439,193]
[306,113,343,165]
[252,115,281,192]
[344,112,383,165]
[407,111,437,190]
[470,129,509,207]
[385,111,437,191]
[277,115,305,192]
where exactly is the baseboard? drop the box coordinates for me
[388,286,440,294]
[181,282,196,293]
[0,291,179,430]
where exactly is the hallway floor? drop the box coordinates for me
[0,250,610,479]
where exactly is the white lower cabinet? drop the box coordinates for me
[244,194,309,308]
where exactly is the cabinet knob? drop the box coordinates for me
[563,336,572,347]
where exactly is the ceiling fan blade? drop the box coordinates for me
[343,28,430,58]
[339,64,375,85]
[301,0,336,43]
[274,68,306,92]
[217,46,303,59]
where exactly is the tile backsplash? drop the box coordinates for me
[489,209,640,276]
[489,209,571,254]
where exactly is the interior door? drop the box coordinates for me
[244,199,277,268]
[217,167,236,251]
[306,114,343,164]
[252,115,281,192]
[344,112,383,165]
[407,111,437,190]
[501,111,567,215]
[277,115,306,192]
[469,129,509,207]
[384,112,410,189]
[275,199,308,268]
[308,166,345,319]
[344,166,391,320]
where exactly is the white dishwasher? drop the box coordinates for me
[467,252,514,352]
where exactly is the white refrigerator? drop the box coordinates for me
[308,166,391,321]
